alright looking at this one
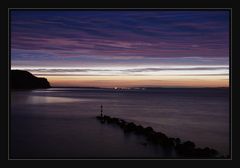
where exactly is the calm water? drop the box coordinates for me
[11,88,229,158]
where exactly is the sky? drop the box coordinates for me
[11,10,229,88]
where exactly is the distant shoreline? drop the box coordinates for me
[11,86,229,92]
[51,86,229,89]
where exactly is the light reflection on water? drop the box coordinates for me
[29,96,95,104]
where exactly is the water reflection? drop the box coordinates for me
[29,96,91,104]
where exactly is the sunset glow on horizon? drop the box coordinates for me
[11,10,229,88]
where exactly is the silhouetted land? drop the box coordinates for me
[11,70,51,89]
[97,115,227,158]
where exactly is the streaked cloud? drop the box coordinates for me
[12,65,228,77]
[10,10,229,87]
[11,11,229,61]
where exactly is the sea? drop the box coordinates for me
[11,87,230,158]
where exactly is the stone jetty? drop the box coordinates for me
[96,115,221,158]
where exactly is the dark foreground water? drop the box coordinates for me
[11,88,229,158]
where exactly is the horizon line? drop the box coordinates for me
[51,86,229,89]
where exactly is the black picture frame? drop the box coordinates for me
[0,0,239,165]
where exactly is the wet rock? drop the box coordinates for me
[103,115,111,123]
[174,138,181,146]
[111,117,120,124]
[175,141,196,156]
[143,126,154,136]
[96,115,220,158]
[135,125,145,134]
[123,122,137,132]
[146,132,174,147]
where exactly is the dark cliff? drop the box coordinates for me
[11,70,51,89]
